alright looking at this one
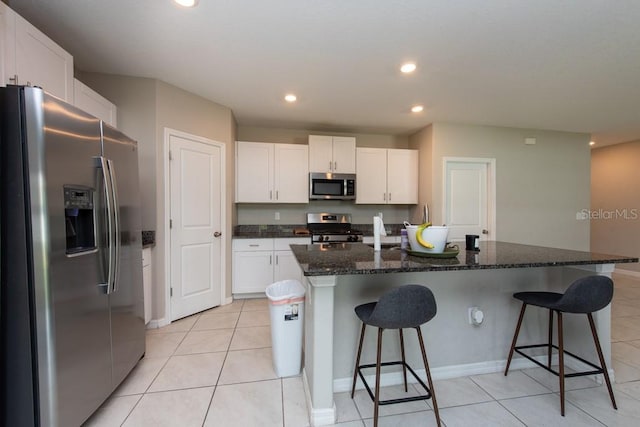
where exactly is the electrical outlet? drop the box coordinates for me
[468,307,484,325]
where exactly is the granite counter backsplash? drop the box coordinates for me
[233,223,405,239]
[234,224,309,238]
[142,230,156,247]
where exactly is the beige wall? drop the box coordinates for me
[408,124,433,224]
[154,80,237,311]
[77,73,157,229]
[410,122,591,250]
[237,126,409,148]
[77,73,237,322]
[591,141,640,273]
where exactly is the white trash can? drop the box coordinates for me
[265,280,305,377]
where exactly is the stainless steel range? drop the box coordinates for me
[307,213,363,243]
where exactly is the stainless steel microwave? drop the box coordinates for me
[309,172,356,200]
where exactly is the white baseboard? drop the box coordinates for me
[303,368,337,426]
[146,317,170,329]
[233,292,267,300]
[224,296,233,305]
[333,355,614,392]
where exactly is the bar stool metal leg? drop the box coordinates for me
[374,328,384,427]
[417,327,441,427]
[351,322,366,398]
[557,311,565,416]
[399,329,408,392]
[505,303,527,375]
[587,313,617,410]
[548,310,554,368]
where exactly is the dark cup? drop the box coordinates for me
[465,234,480,251]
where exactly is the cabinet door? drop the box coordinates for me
[73,79,117,126]
[274,250,302,283]
[14,13,73,102]
[274,143,309,203]
[0,3,15,87]
[332,136,356,173]
[142,248,152,324]
[387,149,418,204]
[356,147,387,204]
[232,250,274,293]
[308,135,333,172]
[236,141,274,202]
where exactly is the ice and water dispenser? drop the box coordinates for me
[64,186,96,254]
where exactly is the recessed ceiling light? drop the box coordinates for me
[173,0,198,7]
[284,94,297,103]
[411,105,424,113]
[400,63,417,73]
[589,141,596,146]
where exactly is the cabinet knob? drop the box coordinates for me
[8,74,18,84]
[213,231,222,237]
[482,229,489,235]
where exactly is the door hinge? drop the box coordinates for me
[170,219,173,229]
[169,150,173,161]
[170,287,173,297]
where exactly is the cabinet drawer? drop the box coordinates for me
[233,238,274,251]
[274,237,310,250]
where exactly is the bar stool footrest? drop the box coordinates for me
[356,361,433,406]
[514,344,606,378]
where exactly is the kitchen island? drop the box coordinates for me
[290,241,637,426]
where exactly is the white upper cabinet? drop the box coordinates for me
[356,148,418,204]
[274,143,310,203]
[308,135,356,173]
[1,4,74,103]
[236,141,309,203]
[73,79,117,126]
[386,149,419,204]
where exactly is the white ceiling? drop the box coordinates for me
[7,0,640,145]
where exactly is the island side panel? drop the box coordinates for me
[303,275,337,426]
[331,266,612,388]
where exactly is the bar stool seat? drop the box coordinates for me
[350,285,441,427]
[504,275,617,416]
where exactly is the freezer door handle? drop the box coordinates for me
[106,159,121,293]
[96,156,116,294]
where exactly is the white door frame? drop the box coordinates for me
[442,157,496,240]
[163,127,226,323]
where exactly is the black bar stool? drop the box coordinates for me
[350,285,441,427]
[504,275,617,416]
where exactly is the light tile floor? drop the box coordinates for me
[85,272,640,426]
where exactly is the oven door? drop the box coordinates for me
[309,173,356,200]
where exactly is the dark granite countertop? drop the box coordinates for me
[233,224,311,239]
[233,223,405,239]
[142,230,155,247]
[290,241,638,276]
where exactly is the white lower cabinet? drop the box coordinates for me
[232,237,308,294]
[142,247,152,324]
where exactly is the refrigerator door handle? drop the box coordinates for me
[106,159,121,293]
[96,156,115,294]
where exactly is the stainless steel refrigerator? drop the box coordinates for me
[0,86,145,426]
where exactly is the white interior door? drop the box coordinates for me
[444,158,495,242]
[169,131,224,320]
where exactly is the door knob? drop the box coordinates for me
[213,231,222,237]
